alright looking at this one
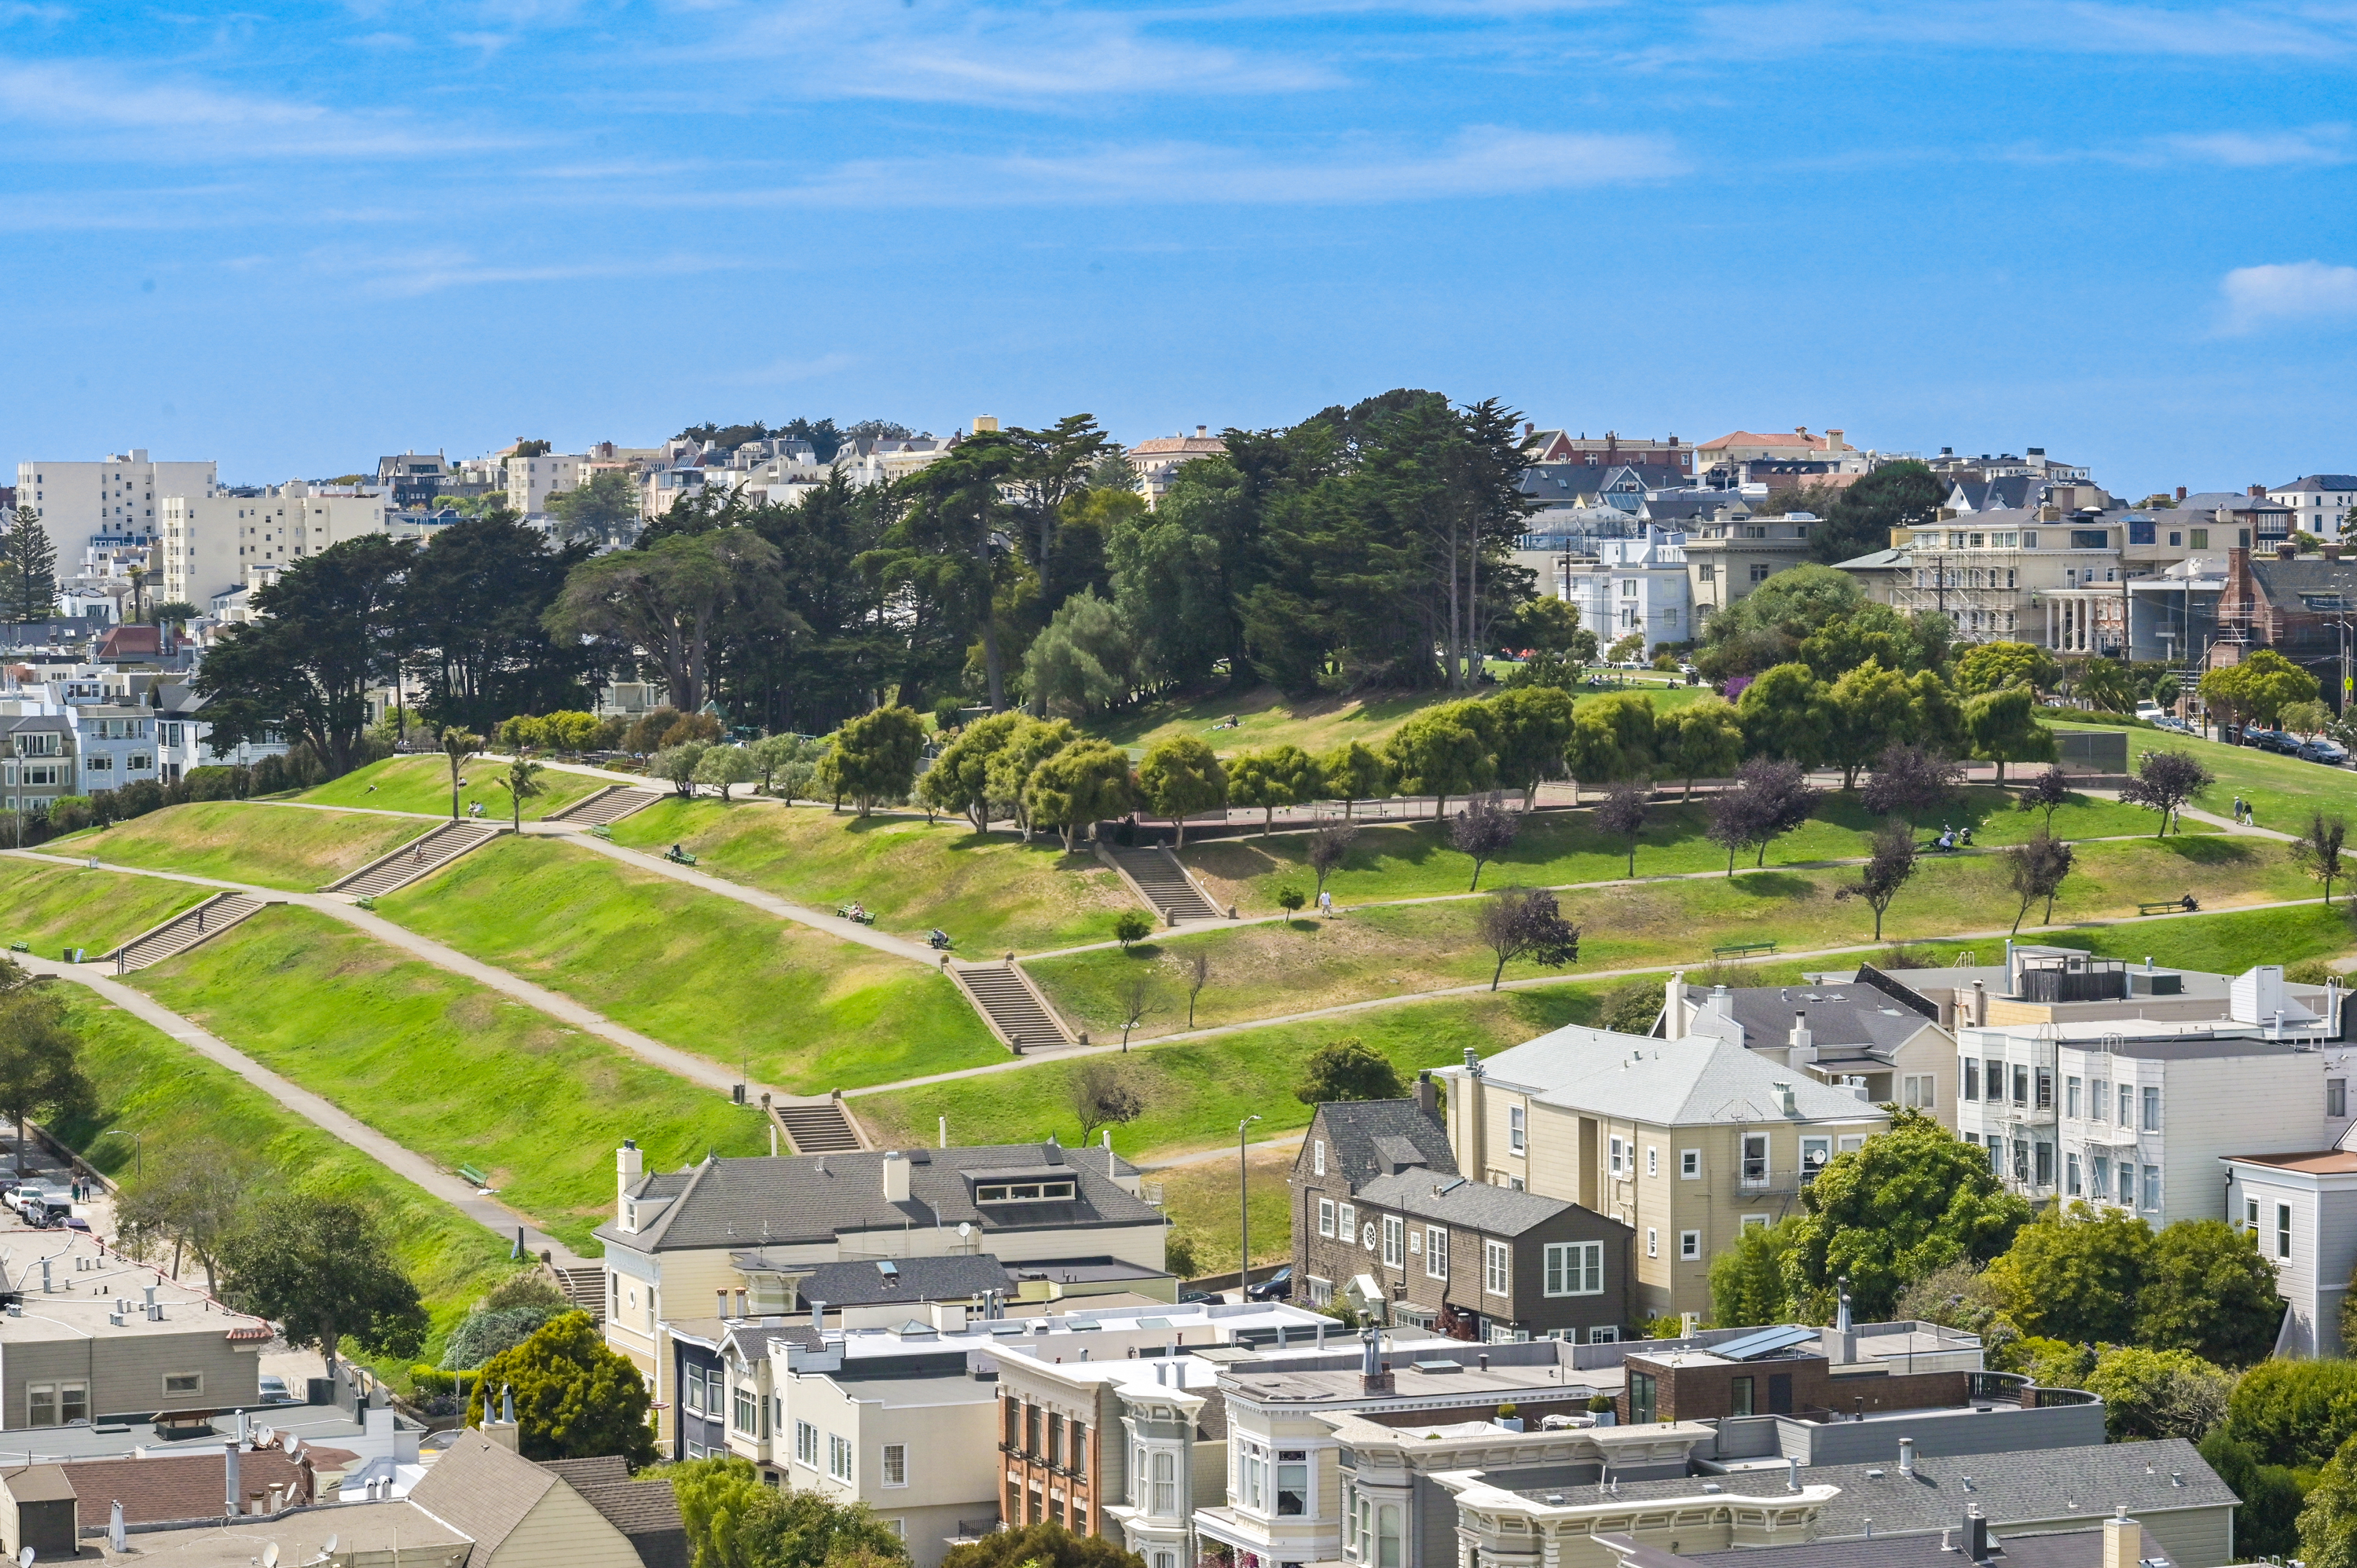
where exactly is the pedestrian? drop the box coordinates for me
[2234,795,2247,824]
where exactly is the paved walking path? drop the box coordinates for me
[20,953,586,1266]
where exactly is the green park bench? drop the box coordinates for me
[8,943,25,954]
[591,823,614,841]
[1712,940,1779,959]
[2138,898,2199,916]
[459,1165,490,1188]
[665,848,698,866]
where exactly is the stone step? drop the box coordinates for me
[104,892,269,973]
[550,785,665,826]
[1110,846,1222,923]
[955,962,1071,1051]
[775,1101,864,1154]
[324,820,501,899]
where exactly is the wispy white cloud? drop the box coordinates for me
[0,3,73,24]
[2159,124,2352,168]
[697,125,1681,209]
[1693,1,2357,59]
[2219,261,2357,335]
[328,247,748,298]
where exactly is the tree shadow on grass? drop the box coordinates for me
[1728,871,1818,899]
[2157,835,2261,867]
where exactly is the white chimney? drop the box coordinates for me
[1196,425,1208,439]
[2102,1510,2141,1568]
[1788,1011,1814,1064]
[882,1151,911,1203]
[618,1139,643,1196]
[1898,1437,1915,1476]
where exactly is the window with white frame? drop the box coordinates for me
[828,1432,852,1482]
[1151,1449,1177,1515]
[1314,1139,1325,1176]
[1319,1198,1335,1237]
[1508,1105,1526,1154]
[1680,1149,1700,1179]
[1544,1240,1602,1295]
[2143,1086,2161,1131]
[1904,1074,1935,1110]
[795,1420,819,1467]
[1484,1240,1510,1295]
[1425,1226,1448,1280]
[1800,1135,1831,1185]
[2279,1203,2293,1259]
[2143,1164,2161,1210]
[1680,1230,1701,1260]
[1608,1135,1627,1177]
[1381,1214,1404,1268]
[1645,1227,1658,1258]
[1646,1146,1659,1178]
[882,1444,907,1486]
[1741,1132,1769,1185]
[1337,1202,1355,1241]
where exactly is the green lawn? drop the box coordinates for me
[129,906,770,1253]
[1029,834,2322,1042]
[1182,786,2187,914]
[374,836,1006,1093]
[0,861,207,957]
[2053,720,2357,833]
[53,802,423,891]
[291,754,607,822]
[1157,1144,1298,1277]
[47,980,522,1361]
[609,799,1137,954]
[855,985,1593,1163]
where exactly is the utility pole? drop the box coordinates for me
[1237,1114,1262,1299]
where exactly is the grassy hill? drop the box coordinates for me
[0,862,208,956]
[373,836,1005,1093]
[293,754,606,822]
[608,800,1136,954]
[129,905,770,1254]
[2053,719,2355,830]
[55,802,423,891]
[48,981,522,1358]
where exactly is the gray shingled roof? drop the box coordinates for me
[1685,1526,2123,1566]
[1306,1101,1457,1196]
[1523,1438,2231,1541]
[1684,982,1938,1059]
[538,1456,688,1568]
[793,1254,1015,1307]
[1350,1170,1587,1238]
[406,1431,558,1568]
[601,1142,1158,1252]
[1468,1026,1886,1127]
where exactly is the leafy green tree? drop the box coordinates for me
[1504,648,1593,689]
[499,757,544,831]
[1984,1200,2154,1343]
[1564,691,1655,800]
[1710,1218,1797,1327]
[467,1310,655,1464]
[196,535,413,775]
[669,1455,777,1568]
[1317,740,1391,819]
[1736,662,1835,767]
[1225,745,1324,835]
[1826,659,1916,789]
[1105,467,1252,690]
[1384,699,1498,818]
[1136,735,1226,847]
[1605,631,1646,665]
[1296,1037,1405,1104]
[651,741,709,798]
[922,712,1025,831]
[544,528,790,715]
[751,732,822,800]
[1600,980,1666,1035]
[441,726,484,820]
[1655,698,1744,800]
[2137,1218,2282,1365]
[692,744,758,802]
[2300,1436,2357,1568]
[220,1192,428,1372]
[986,717,1076,842]
[1506,596,1585,654]
[829,705,926,816]
[1953,640,2056,697]
[1908,668,1966,754]
[1112,910,1153,950]
[2284,698,2334,737]
[940,1521,1138,1568]
[545,470,643,548]
[2198,1430,2308,1562]
[867,430,1026,710]
[1963,685,2056,783]
[0,507,57,621]
[1023,738,1137,852]
[1486,685,1577,808]
[1795,600,1952,682]
[2084,1346,2234,1442]
[0,988,90,1177]
[1783,1108,2032,1321]
[1023,588,1138,717]
[2227,1359,2357,1468]
[2202,648,2320,729]
[1694,564,1871,682]
[1808,458,1943,566]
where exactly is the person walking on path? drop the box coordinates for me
[2234,795,2247,824]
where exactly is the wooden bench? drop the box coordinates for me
[2138,899,2198,916]
[459,1165,490,1188]
[1712,940,1779,959]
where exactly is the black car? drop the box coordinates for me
[2246,728,2299,754]
[1246,1266,1292,1302]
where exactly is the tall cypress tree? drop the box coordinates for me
[2,509,57,621]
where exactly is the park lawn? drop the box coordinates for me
[1155,1144,1299,1277]
[46,980,521,1361]
[1028,835,2320,1042]
[1182,787,2189,914]
[53,801,423,891]
[853,986,1595,1164]
[2052,720,2357,833]
[129,905,769,1254]
[0,860,207,957]
[609,799,1137,954]
[376,836,1005,1093]
[291,754,606,822]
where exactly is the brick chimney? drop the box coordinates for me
[2176,486,2188,502]
[2251,484,2268,498]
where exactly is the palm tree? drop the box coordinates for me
[500,757,545,833]
[440,727,485,822]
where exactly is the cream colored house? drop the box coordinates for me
[405,1431,662,1568]
[1665,971,1958,1128]
[775,1355,999,1568]
[159,481,387,607]
[1436,1031,1889,1320]
[1681,511,1817,630]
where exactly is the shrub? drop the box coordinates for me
[46,797,93,833]
[184,766,249,800]
[114,779,167,819]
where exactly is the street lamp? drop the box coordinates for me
[1237,1114,1263,1299]
[101,1129,140,1181]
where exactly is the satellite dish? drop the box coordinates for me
[264,1544,281,1568]
[957,1222,971,1238]
[286,1434,302,1457]
[321,1538,339,1559]
[22,1544,36,1566]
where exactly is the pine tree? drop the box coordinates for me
[2,510,57,621]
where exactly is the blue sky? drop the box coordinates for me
[4,0,2355,493]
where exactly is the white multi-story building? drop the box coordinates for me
[1560,526,1690,652]
[2223,1141,2357,1357]
[1951,954,2348,1225]
[1127,427,1226,507]
[506,452,590,517]
[158,481,388,606]
[14,450,217,552]
[2267,473,2357,544]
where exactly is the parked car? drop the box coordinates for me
[2301,738,2351,766]
[258,1375,300,1405]
[1246,1266,1293,1302]
[2246,728,2300,754]
[1176,1290,1215,1306]
[2135,702,2165,723]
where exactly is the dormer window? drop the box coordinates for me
[977,1181,1076,1203]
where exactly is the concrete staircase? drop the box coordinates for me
[549,1266,607,1323]
[954,962,1072,1052]
[325,819,501,899]
[550,785,664,827]
[1109,846,1222,924]
[773,1098,866,1154]
[104,892,269,973]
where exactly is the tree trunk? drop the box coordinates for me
[1490,954,1507,990]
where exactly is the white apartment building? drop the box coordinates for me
[1561,526,1691,652]
[507,452,590,517]
[158,482,388,606]
[2268,473,2357,543]
[1127,428,1227,507]
[2222,1143,2357,1357]
[13,450,217,551]
[1952,958,2348,1225]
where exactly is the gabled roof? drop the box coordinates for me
[1683,981,1941,1059]
[537,1456,687,1568]
[1699,430,1834,452]
[1303,1100,1457,1194]
[2248,555,2357,603]
[601,1142,1157,1253]
[405,1431,559,1568]
[2274,474,2357,492]
[1463,1026,1885,1127]
[1351,1170,1617,1240]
